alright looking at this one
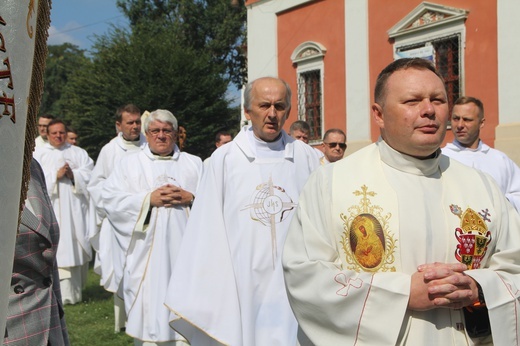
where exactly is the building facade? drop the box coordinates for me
[245,0,520,164]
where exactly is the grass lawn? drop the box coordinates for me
[63,264,133,345]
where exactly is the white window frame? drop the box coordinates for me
[388,2,468,98]
[291,41,326,144]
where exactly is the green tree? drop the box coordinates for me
[60,22,239,160]
[44,0,247,160]
[40,43,90,116]
[116,0,247,89]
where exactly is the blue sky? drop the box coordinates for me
[48,0,128,50]
[47,0,242,105]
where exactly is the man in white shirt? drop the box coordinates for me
[165,77,321,345]
[320,128,346,164]
[289,120,325,159]
[35,114,55,148]
[203,130,233,167]
[66,126,79,146]
[34,119,94,305]
[289,120,311,143]
[215,130,233,148]
[103,109,202,345]
[442,96,520,211]
[284,58,520,345]
[87,104,146,332]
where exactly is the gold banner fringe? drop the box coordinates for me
[18,0,52,228]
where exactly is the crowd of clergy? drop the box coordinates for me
[28,60,520,346]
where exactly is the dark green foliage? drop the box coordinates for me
[42,0,246,160]
[116,0,247,89]
[40,43,90,116]
[59,22,239,159]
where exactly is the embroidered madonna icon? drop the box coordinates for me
[340,185,397,272]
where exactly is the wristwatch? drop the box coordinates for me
[472,282,486,308]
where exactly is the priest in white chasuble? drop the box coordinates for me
[102,109,202,345]
[442,96,520,212]
[33,119,94,305]
[87,104,146,332]
[165,77,321,346]
[283,58,520,346]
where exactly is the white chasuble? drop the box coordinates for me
[443,140,520,212]
[165,126,321,346]
[103,144,202,343]
[34,143,94,268]
[283,139,520,346]
[87,132,146,292]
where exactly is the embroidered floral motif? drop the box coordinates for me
[451,205,492,269]
[340,185,397,272]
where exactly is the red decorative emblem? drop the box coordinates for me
[451,205,492,269]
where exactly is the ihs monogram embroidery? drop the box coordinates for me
[242,176,297,267]
[450,205,492,269]
[340,185,397,272]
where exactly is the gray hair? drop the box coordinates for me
[243,77,292,112]
[323,128,346,142]
[143,109,178,133]
[289,120,310,134]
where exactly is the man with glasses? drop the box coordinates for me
[320,128,347,164]
[35,113,55,148]
[102,109,202,345]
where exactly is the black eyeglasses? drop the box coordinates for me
[148,128,174,136]
[324,142,347,150]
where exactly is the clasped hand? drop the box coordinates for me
[408,262,479,311]
[150,184,193,208]
[57,163,73,180]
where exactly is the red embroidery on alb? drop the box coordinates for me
[334,273,363,296]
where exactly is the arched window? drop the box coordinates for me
[388,2,468,109]
[291,41,326,142]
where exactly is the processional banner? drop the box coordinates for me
[0,0,51,334]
